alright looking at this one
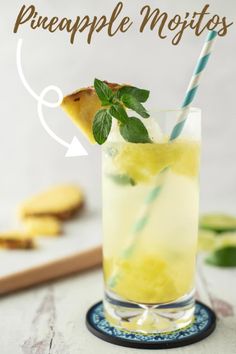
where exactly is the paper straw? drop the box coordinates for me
[170,30,217,140]
[108,30,217,288]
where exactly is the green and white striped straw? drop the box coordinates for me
[108,30,217,288]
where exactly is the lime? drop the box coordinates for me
[215,232,236,248]
[198,229,216,251]
[200,214,236,233]
[206,246,236,267]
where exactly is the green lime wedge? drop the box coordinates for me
[206,246,236,267]
[198,229,216,251]
[200,213,236,233]
[215,232,236,248]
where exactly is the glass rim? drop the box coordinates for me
[147,107,201,115]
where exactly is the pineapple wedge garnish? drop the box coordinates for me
[61,82,121,143]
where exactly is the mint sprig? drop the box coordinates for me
[92,79,152,144]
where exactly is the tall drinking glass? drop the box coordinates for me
[102,108,201,333]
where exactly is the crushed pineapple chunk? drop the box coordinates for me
[104,254,194,303]
[113,140,200,183]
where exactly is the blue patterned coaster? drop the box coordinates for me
[86,301,216,349]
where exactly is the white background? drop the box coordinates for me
[0,0,236,228]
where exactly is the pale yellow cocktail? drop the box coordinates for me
[103,110,201,332]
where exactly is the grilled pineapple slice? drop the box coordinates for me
[0,231,35,250]
[19,185,84,220]
[22,216,61,236]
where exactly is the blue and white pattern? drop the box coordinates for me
[170,30,217,140]
[86,301,216,348]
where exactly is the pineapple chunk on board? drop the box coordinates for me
[19,185,84,220]
[0,231,35,250]
[23,216,61,236]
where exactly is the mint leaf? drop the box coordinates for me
[92,109,112,145]
[206,246,236,267]
[108,173,136,186]
[117,86,150,103]
[92,79,151,144]
[121,94,150,118]
[109,103,128,123]
[94,79,114,105]
[119,117,152,143]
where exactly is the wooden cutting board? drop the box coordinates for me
[0,212,102,295]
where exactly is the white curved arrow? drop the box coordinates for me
[16,38,88,157]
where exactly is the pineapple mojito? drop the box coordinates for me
[103,139,200,303]
[102,110,201,332]
[61,79,201,333]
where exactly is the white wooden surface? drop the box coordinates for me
[0,256,235,354]
[0,209,101,278]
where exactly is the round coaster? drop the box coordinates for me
[86,301,216,349]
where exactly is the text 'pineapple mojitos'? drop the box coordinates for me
[61,32,216,333]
